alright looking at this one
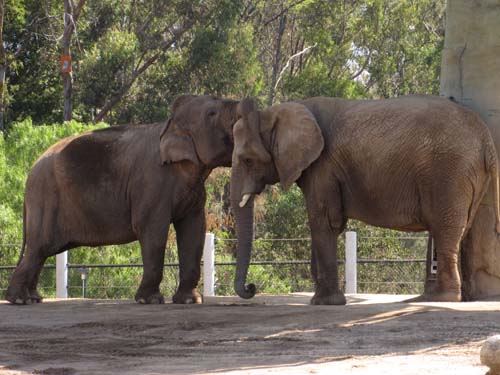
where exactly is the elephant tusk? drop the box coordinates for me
[239,193,253,208]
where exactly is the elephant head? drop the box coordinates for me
[160,95,248,168]
[231,102,324,299]
[159,95,261,299]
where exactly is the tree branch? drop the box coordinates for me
[349,49,373,81]
[136,11,155,37]
[268,14,287,106]
[274,43,317,91]
[73,0,86,22]
[94,19,195,123]
[0,0,5,65]
[239,0,262,23]
[4,14,48,66]
[261,0,307,28]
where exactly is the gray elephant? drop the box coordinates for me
[6,95,248,305]
[230,95,500,304]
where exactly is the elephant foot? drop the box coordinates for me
[405,290,461,303]
[172,288,203,304]
[5,284,36,305]
[310,288,346,306]
[28,289,43,303]
[135,291,165,304]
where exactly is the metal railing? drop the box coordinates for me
[0,232,428,299]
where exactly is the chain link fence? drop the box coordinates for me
[0,235,427,299]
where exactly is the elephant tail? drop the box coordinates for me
[486,143,500,234]
[16,202,26,266]
[494,172,500,234]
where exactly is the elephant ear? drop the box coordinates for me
[234,98,271,164]
[262,103,324,190]
[159,118,198,165]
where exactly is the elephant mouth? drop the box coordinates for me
[239,179,267,207]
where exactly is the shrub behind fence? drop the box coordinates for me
[0,235,427,299]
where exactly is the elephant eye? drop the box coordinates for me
[243,158,253,168]
[207,109,217,117]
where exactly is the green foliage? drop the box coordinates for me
[3,119,106,215]
[277,0,445,101]
[213,252,297,296]
[0,0,443,298]
[0,120,105,244]
[362,0,446,97]
[4,0,64,124]
[283,61,368,101]
[78,30,140,110]
[2,0,445,125]
[186,13,263,98]
[0,120,105,296]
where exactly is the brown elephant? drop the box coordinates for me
[230,95,500,304]
[6,95,250,305]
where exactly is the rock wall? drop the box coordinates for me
[440,0,500,300]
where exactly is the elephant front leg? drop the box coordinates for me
[172,209,204,304]
[135,231,168,304]
[308,216,346,306]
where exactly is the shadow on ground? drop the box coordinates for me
[0,294,498,375]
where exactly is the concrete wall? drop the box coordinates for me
[440,0,500,299]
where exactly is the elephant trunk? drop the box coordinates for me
[230,165,256,299]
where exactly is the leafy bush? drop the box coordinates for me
[0,120,106,296]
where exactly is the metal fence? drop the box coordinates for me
[0,235,427,299]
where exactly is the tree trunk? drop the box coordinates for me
[0,0,6,133]
[0,63,5,134]
[62,0,73,122]
[267,14,286,107]
[440,0,500,300]
[61,0,85,122]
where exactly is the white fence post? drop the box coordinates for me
[345,231,357,294]
[203,233,215,297]
[56,251,68,298]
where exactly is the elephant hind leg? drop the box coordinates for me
[409,225,465,302]
[6,243,50,305]
[6,249,44,304]
[6,241,76,305]
[28,243,77,303]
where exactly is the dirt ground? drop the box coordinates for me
[0,294,499,375]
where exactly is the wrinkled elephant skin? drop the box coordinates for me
[6,95,241,305]
[230,95,500,305]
